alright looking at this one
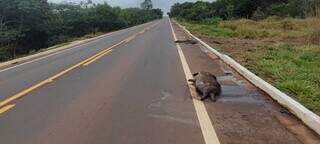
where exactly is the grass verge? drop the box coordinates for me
[250,45,320,114]
[177,18,320,115]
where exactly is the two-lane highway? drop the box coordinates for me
[0,21,154,105]
[1,18,318,144]
[0,19,206,144]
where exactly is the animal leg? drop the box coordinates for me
[188,79,196,86]
[200,95,207,101]
[210,93,217,102]
[192,72,199,76]
[201,90,210,101]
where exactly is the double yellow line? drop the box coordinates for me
[0,24,157,115]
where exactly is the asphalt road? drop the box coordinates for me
[0,18,318,144]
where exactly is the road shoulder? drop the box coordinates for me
[171,19,320,144]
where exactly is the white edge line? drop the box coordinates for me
[169,18,221,144]
[0,21,156,73]
[174,20,320,135]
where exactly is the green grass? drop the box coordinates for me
[177,17,320,115]
[251,45,320,114]
[178,19,235,38]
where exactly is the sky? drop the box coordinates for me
[48,0,214,14]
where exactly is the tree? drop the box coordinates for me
[169,0,319,20]
[0,0,49,56]
[233,0,259,18]
[0,0,163,62]
[141,0,153,10]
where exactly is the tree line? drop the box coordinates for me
[0,0,163,61]
[168,0,320,21]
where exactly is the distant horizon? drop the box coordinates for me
[47,0,214,13]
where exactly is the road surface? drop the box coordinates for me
[0,18,319,144]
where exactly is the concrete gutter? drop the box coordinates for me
[174,20,320,135]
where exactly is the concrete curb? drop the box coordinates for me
[174,20,320,135]
[0,20,156,69]
[0,32,112,69]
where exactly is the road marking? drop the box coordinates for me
[82,40,126,66]
[0,24,157,111]
[0,104,15,115]
[83,49,113,66]
[0,22,156,74]
[0,32,116,74]
[125,35,137,43]
[169,19,221,144]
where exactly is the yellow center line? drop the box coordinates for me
[0,80,51,108]
[0,46,114,108]
[0,24,157,111]
[0,104,15,115]
[125,36,136,43]
[83,49,113,66]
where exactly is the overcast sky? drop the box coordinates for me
[48,0,214,14]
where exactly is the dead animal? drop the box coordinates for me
[188,72,221,102]
[175,39,197,45]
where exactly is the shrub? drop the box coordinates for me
[0,46,12,61]
[201,17,222,26]
[264,16,282,22]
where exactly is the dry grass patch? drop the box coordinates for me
[218,18,318,40]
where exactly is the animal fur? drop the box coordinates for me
[188,72,221,102]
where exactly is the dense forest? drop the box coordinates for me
[168,0,320,21]
[0,0,162,61]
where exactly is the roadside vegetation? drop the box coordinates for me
[169,0,320,114]
[0,0,162,62]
